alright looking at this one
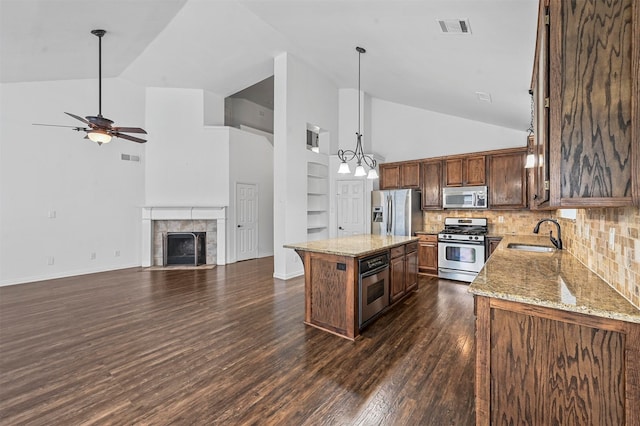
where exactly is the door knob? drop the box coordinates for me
[338,226,344,230]
[237,225,242,228]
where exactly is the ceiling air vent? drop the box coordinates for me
[437,18,472,34]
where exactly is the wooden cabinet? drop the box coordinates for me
[404,244,418,292]
[379,164,400,189]
[390,242,419,303]
[531,0,639,207]
[420,160,442,210]
[488,150,527,210]
[417,234,438,276]
[445,155,486,187]
[380,162,421,189]
[475,296,640,425]
[485,237,502,261]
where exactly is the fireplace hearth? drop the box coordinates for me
[164,232,206,266]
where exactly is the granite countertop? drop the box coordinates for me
[469,235,640,324]
[284,234,418,257]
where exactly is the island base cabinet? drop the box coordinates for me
[474,296,640,426]
[299,251,358,340]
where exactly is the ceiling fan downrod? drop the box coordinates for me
[91,29,106,118]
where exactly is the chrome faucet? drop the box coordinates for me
[533,218,563,250]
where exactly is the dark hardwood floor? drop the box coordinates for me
[0,258,475,425]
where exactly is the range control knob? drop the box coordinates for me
[474,236,479,240]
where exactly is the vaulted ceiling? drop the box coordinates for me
[0,0,538,131]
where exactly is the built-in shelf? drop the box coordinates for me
[307,162,329,241]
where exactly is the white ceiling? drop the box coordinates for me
[0,0,538,130]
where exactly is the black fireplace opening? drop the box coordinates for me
[164,232,206,266]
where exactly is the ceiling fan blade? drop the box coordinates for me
[112,126,147,134]
[112,132,147,143]
[33,123,88,131]
[65,112,92,126]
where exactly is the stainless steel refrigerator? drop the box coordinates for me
[371,189,422,236]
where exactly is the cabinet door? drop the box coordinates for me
[400,162,421,188]
[485,237,502,261]
[380,165,400,189]
[548,0,637,207]
[444,158,463,187]
[489,152,527,209]
[421,160,442,209]
[390,255,405,303]
[418,236,438,276]
[405,250,418,292]
[464,156,486,186]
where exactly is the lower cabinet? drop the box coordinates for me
[485,236,502,261]
[474,296,640,425]
[418,234,438,276]
[390,242,419,304]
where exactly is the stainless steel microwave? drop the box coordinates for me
[442,186,488,209]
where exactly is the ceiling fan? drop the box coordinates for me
[34,29,147,145]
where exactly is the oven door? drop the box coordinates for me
[438,241,485,282]
[359,265,389,328]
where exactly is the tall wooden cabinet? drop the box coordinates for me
[531,0,639,208]
[488,149,527,210]
[420,160,442,209]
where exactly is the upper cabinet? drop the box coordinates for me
[444,155,486,187]
[421,160,442,210]
[380,162,421,189]
[488,149,528,210]
[532,0,639,207]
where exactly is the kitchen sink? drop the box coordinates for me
[506,243,555,253]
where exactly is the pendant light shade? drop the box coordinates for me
[337,46,378,179]
[338,162,351,174]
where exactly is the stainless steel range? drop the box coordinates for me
[438,217,488,283]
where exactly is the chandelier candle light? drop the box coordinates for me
[337,47,378,179]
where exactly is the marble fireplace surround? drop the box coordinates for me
[142,207,227,267]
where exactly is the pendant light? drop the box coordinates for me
[525,90,535,168]
[337,47,378,179]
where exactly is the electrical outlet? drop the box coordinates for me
[47,256,54,265]
[436,214,442,221]
[114,250,120,257]
[47,210,56,219]
[609,228,615,250]
[498,216,504,223]
[90,252,96,260]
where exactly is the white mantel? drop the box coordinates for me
[142,206,227,266]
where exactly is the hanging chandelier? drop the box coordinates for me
[337,46,378,179]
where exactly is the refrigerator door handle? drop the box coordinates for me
[387,195,393,235]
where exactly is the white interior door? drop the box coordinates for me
[236,183,258,261]
[336,180,365,237]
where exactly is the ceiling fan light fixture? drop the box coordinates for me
[88,129,112,144]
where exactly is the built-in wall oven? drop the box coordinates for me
[359,252,389,327]
[438,217,488,283]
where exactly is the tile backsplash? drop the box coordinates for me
[560,207,639,309]
[424,207,640,309]
[422,210,553,235]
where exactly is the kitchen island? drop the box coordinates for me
[469,235,640,425]
[285,234,418,340]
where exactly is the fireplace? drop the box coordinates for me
[164,232,206,266]
[142,207,227,267]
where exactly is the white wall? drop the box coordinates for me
[0,78,145,285]
[145,87,230,206]
[227,127,274,262]
[371,98,528,162]
[273,52,339,279]
[203,90,225,126]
